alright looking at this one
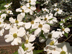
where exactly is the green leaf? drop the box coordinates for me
[13,51,18,54]
[64,32,68,38]
[22,43,25,50]
[49,18,54,21]
[40,30,46,39]
[59,21,64,24]
[47,23,53,26]
[67,25,72,27]
[65,16,70,22]
[33,50,43,54]
[29,29,36,34]
[36,1,40,4]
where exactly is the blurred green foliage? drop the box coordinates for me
[0,0,11,10]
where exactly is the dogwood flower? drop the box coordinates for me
[9,14,24,26]
[57,27,70,34]
[34,23,50,36]
[54,8,63,16]
[4,26,26,45]
[25,3,36,15]
[24,32,36,44]
[6,10,13,14]
[1,13,7,19]
[42,8,49,13]
[18,43,34,54]
[27,0,36,5]
[4,2,12,8]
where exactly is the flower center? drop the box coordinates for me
[28,7,31,9]
[44,18,47,21]
[44,10,46,11]
[38,24,42,28]
[48,34,52,38]
[6,3,8,5]
[29,0,31,3]
[8,11,10,13]
[57,9,59,11]
[22,10,24,12]
[25,40,29,44]
[62,28,65,31]
[13,33,17,38]
[31,21,34,24]
[0,22,1,24]
[24,47,28,51]
[60,51,66,54]
[15,20,19,23]
[0,16,1,18]
[20,6,23,8]
[49,41,54,45]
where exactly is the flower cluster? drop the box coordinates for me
[0,0,72,54]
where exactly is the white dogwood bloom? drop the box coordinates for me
[55,42,72,54]
[6,10,13,14]
[25,3,36,15]
[54,8,63,16]
[27,0,36,5]
[9,17,16,23]
[25,32,36,43]
[4,2,12,8]
[34,23,50,36]
[57,27,70,34]
[18,43,34,54]
[9,14,24,26]
[18,46,25,54]
[4,23,11,30]
[4,26,26,45]
[1,13,7,19]
[42,8,49,13]
[51,30,63,38]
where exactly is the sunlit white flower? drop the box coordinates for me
[54,8,63,16]
[0,29,4,36]
[57,27,70,34]
[42,8,49,13]
[6,10,13,14]
[4,2,12,8]
[25,3,36,15]
[27,0,36,5]
[41,14,58,24]
[51,30,63,38]
[9,14,24,26]
[55,42,72,54]
[9,17,16,24]
[53,3,58,7]
[34,23,50,36]
[18,43,34,54]
[1,13,7,19]
[4,23,11,30]
[18,46,25,54]
[4,26,26,45]
[25,33,36,44]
